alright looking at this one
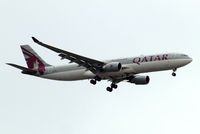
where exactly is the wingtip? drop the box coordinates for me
[32,37,39,43]
[6,63,15,67]
[6,63,11,65]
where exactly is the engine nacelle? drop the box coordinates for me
[103,62,122,72]
[129,75,150,85]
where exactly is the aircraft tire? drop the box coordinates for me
[106,87,113,92]
[90,79,96,85]
[111,84,118,89]
[172,72,176,77]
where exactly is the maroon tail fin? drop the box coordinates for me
[20,45,51,75]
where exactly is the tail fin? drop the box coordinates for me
[20,45,51,75]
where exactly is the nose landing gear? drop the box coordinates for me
[172,72,176,76]
[172,68,177,77]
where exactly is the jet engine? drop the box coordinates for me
[103,62,122,72]
[129,75,150,85]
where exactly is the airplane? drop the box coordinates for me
[7,37,192,92]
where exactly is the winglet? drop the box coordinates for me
[32,37,40,43]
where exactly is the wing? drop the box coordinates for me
[32,37,105,74]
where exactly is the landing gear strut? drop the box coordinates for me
[172,68,177,77]
[95,76,101,82]
[111,83,118,89]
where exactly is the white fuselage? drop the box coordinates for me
[39,53,192,81]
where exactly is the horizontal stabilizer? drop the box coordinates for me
[6,63,37,75]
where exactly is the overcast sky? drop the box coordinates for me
[1,0,200,134]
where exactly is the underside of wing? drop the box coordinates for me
[107,75,150,85]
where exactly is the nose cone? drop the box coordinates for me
[186,57,193,64]
[188,55,192,62]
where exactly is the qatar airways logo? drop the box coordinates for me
[133,54,168,64]
[22,47,45,75]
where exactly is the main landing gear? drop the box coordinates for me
[90,77,118,92]
[90,76,101,85]
[106,83,118,92]
[172,68,177,77]
[90,79,97,85]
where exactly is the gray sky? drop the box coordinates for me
[1,0,200,134]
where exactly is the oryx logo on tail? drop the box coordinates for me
[21,45,51,75]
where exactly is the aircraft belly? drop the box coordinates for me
[41,69,95,81]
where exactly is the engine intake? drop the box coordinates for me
[129,75,150,85]
[103,62,122,72]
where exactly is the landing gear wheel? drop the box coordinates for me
[90,79,96,85]
[172,68,177,77]
[106,87,113,92]
[111,83,118,89]
[172,72,176,77]
[173,68,177,72]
